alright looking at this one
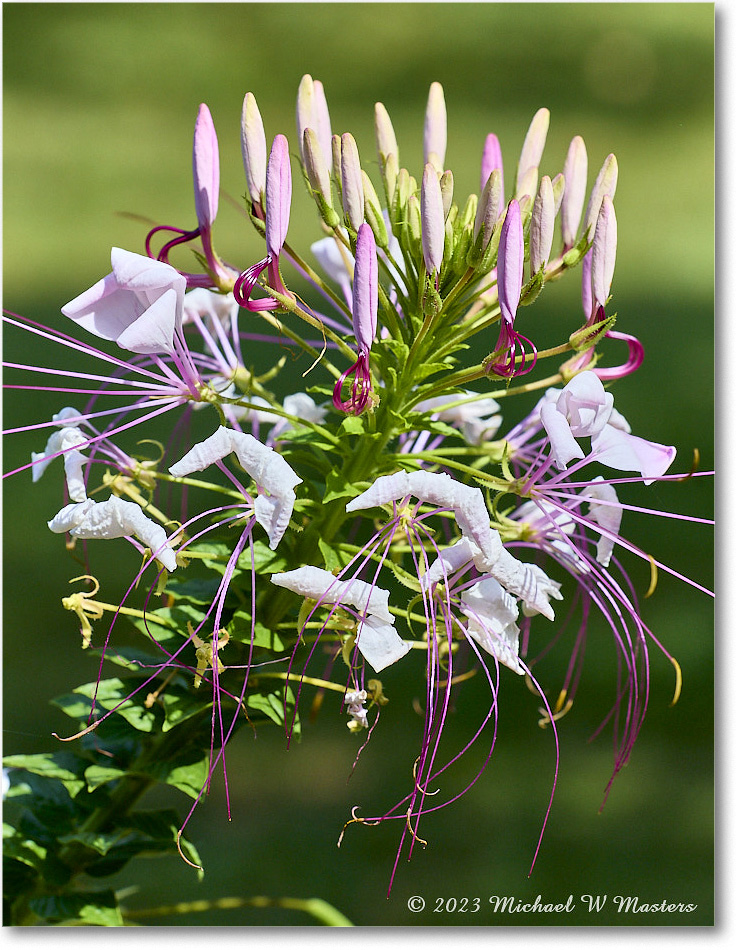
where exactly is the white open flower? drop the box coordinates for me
[47,496,177,572]
[31,408,89,502]
[270,565,410,672]
[62,248,186,355]
[460,578,523,675]
[349,470,561,620]
[169,425,301,549]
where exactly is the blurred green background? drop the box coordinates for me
[3,1,713,927]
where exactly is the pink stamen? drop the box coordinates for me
[332,351,372,414]
[488,319,538,378]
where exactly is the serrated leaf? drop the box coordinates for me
[28,890,123,927]
[385,558,423,593]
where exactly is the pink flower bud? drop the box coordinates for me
[561,135,588,249]
[352,223,378,352]
[481,132,504,208]
[530,175,555,273]
[241,92,267,206]
[341,133,365,231]
[375,101,398,165]
[497,200,524,323]
[581,248,593,319]
[591,196,617,309]
[583,153,618,241]
[192,103,219,229]
[474,168,503,246]
[421,164,444,274]
[265,134,292,260]
[516,108,550,193]
[312,80,333,173]
[297,74,333,173]
[424,81,447,173]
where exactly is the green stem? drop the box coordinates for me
[123,895,353,926]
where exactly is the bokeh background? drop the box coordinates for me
[3,1,714,928]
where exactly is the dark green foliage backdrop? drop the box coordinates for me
[3,2,713,926]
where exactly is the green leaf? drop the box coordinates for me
[3,824,47,870]
[140,749,211,800]
[381,339,410,363]
[57,830,127,857]
[84,765,127,792]
[28,890,123,927]
[241,539,288,575]
[164,576,222,605]
[2,753,89,799]
[158,685,212,733]
[247,686,300,738]
[3,856,40,902]
[318,537,345,572]
[339,415,365,436]
[54,678,158,733]
[385,558,423,593]
[84,809,204,880]
[228,612,284,650]
[323,468,362,504]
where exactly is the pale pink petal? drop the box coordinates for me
[591,424,676,485]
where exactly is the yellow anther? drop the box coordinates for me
[669,656,683,707]
[676,448,700,481]
[61,575,104,649]
[645,554,658,599]
[537,690,574,728]
[405,809,428,848]
[367,678,389,706]
[412,756,440,796]
[189,623,230,688]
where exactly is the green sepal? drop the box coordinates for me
[562,231,591,268]
[568,313,617,351]
[519,267,545,306]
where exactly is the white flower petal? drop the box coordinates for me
[354,616,411,672]
[582,477,622,566]
[115,288,178,355]
[62,248,185,348]
[540,401,586,469]
[591,424,676,485]
[48,497,177,572]
[460,578,523,675]
[270,566,393,624]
